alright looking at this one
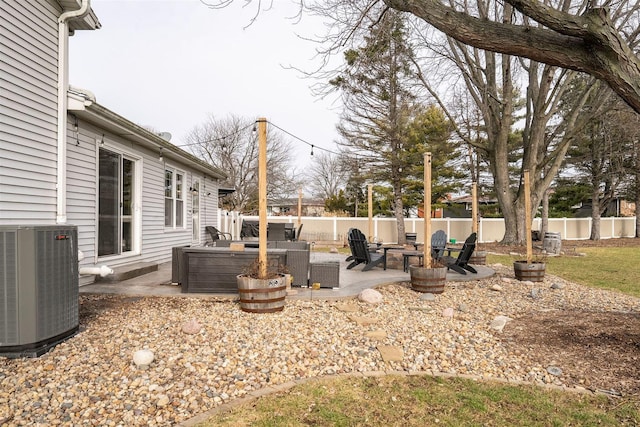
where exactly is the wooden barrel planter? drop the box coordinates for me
[513,261,546,282]
[543,232,562,255]
[237,274,287,313]
[409,265,447,294]
[469,250,487,265]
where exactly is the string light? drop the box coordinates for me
[74,115,79,146]
[174,119,340,157]
[175,122,256,149]
[267,121,340,156]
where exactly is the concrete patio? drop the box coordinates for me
[79,251,495,301]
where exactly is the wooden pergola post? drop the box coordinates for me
[423,153,432,268]
[368,184,373,242]
[297,188,302,225]
[524,170,533,263]
[472,181,478,235]
[257,118,268,278]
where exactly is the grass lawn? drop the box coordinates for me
[487,247,640,297]
[197,246,640,426]
[200,375,639,426]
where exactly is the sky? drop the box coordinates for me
[69,0,342,166]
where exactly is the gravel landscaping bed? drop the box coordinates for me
[1,263,639,426]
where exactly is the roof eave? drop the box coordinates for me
[67,92,227,180]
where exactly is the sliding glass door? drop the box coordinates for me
[98,148,137,257]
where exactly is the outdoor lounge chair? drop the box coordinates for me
[346,228,386,271]
[267,222,287,241]
[440,232,477,275]
[431,230,447,260]
[206,226,232,242]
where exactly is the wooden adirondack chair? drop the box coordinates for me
[441,232,478,274]
[346,228,386,271]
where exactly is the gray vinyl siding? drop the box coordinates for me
[200,182,219,243]
[67,120,220,281]
[66,118,97,266]
[0,0,60,225]
[1,0,223,284]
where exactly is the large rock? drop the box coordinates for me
[442,307,454,319]
[490,315,512,332]
[377,345,404,362]
[359,289,383,304]
[132,349,154,369]
[182,319,202,335]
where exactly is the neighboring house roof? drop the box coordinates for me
[67,88,227,180]
[444,194,497,204]
[218,187,236,197]
[269,197,325,207]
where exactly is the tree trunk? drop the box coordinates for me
[394,181,406,244]
[590,188,601,240]
[636,166,640,238]
[540,188,549,238]
[384,0,640,115]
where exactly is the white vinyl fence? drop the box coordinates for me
[217,210,636,244]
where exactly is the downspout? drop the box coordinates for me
[56,0,91,224]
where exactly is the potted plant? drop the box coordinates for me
[237,259,288,313]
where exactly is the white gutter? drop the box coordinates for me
[69,84,96,103]
[56,0,91,224]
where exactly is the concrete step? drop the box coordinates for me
[95,262,159,283]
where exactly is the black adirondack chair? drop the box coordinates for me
[431,230,448,260]
[346,228,386,271]
[440,232,477,275]
[206,226,232,242]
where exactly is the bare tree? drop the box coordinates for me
[183,114,300,213]
[297,0,638,244]
[388,0,639,244]
[565,92,640,239]
[307,151,349,199]
[380,0,640,114]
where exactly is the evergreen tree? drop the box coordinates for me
[332,11,460,242]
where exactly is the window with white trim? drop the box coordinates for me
[164,167,185,228]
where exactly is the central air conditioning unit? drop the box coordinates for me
[0,225,79,358]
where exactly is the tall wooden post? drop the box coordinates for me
[297,188,302,225]
[471,181,478,234]
[423,153,432,268]
[257,118,268,278]
[524,170,533,263]
[368,184,373,242]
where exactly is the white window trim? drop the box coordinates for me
[165,165,187,230]
[95,143,143,262]
[191,177,201,244]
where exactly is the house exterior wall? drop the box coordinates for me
[69,117,221,284]
[0,0,61,224]
[1,1,224,285]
